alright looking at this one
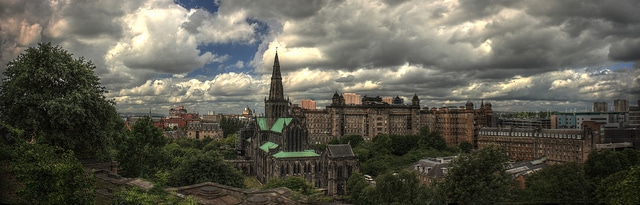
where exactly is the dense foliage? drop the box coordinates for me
[353,127,455,177]
[442,146,513,204]
[523,163,591,203]
[0,43,123,159]
[14,143,95,204]
[220,116,247,137]
[168,151,244,187]
[117,117,170,178]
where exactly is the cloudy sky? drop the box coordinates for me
[1,0,639,115]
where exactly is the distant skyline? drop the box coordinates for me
[2,0,639,115]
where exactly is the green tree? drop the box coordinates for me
[443,146,512,204]
[524,163,591,204]
[169,151,244,188]
[163,142,201,169]
[458,141,473,153]
[370,170,423,205]
[346,172,369,204]
[389,134,419,156]
[594,164,640,204]
[585,149,640,182]
[417,126,446,150]
[0,42,123,159]
[13,143,95,204]
[220,117,246,137]
[371,134,392,156]
[117,117,170,178]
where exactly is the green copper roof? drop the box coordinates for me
[271,118,292,132]
[259,141,278,152]
[272,150,320,158]
[256,117,293,133]
[257,118,269,131]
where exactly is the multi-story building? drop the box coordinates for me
[412,156,455,186]
[342,93,361,105]
[152,106,200,130]
[300,99,317,110]
[477,121,602,163]
[300,93,493,146]
[552,112,628,129]
[614,99,629,112]
[593,102,608,112]
[236,52,359,196]
[629,100,640,127]
[186,120,224,140]
[498,118,551,129]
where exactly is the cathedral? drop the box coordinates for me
[236,52,359,195]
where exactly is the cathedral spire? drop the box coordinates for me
[265,51,288,119]
[268,51,284,101]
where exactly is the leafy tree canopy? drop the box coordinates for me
[168,151,244,188]
[443,146,512,205]
[220,116,247,137]
[417,126,447,151]
[13,143,95,204]
[584,149,640,182]
[598,165,640,204]
[0,42,123,159]
[524,163,591,204]
[371,170,424,205]
[117,117,170,178]
[346,172,369,204]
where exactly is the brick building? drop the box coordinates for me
[300,96,493,146]
[477,121,603,163]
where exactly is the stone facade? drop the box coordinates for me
[186,120,224,140]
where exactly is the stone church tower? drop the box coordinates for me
[235,52,360,195]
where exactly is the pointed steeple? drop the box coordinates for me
[265,51,289,120]
[269,51,284,101]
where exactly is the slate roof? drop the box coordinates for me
[327,144,356,158]
[506,157,547,178]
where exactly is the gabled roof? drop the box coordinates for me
[272,150,320,158]
[259,141,278,152]
[327,144,356,158]
[256,117,293,133]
